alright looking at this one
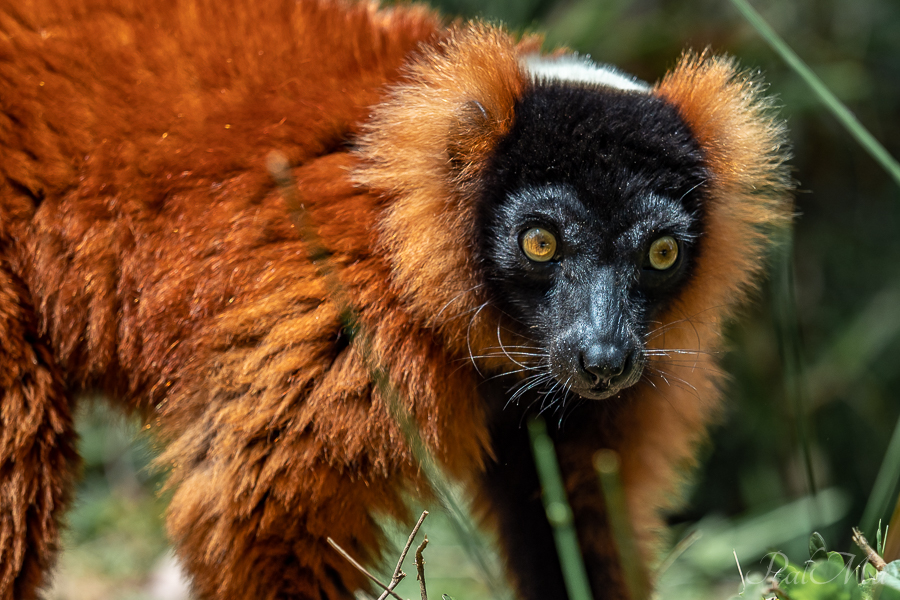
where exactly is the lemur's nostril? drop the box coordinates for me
[579,344,628,387]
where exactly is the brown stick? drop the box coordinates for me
[327,538,404,600]
[376,511,429,600]
[415,536,429,600]
[852,527,888,571]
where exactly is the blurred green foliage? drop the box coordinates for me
[51,403,170,600]
[59,0,900,597]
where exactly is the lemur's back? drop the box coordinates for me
[0,0,438,396]
[1,2,444,597]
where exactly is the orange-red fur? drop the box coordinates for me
[0,1,791,598]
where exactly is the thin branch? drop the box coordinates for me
[765,577,791,600]
[378,511,430,600]
[416,536,429,600]
[852,527,888,571]
[327,538,404,600]
[397,512,430,582]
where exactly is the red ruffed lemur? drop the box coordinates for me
[0,0,792,598]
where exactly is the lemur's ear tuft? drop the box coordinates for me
[353,24,527,352]
[654,51,793,231]
[449,99,495,178]
[644,50,794,387]
[355,23,525,197]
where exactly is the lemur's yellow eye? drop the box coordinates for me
[648,236,678,270]
[520,228,557,262]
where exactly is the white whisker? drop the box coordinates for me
[436,283,485,318]
[466,301,491,377]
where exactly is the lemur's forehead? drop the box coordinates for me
[485,75,709,219]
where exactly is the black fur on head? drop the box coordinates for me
[476,81,709,402]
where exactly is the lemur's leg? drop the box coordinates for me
[477,390,629,600]
[160,369,414,600]
[0,255,80,600]
[550,416,630,600]
[479,384,628,600]
[478,405,570,600]
[164,435,410,599]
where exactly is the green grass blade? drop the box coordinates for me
[728,0,900,189]
[595,450,651,600]
[269,153,513,600]
[527,418,595,600]
[770,229,818,504]
[860,415,900,540]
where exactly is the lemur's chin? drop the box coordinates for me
[569,380,634,400]
[566,364,645,400]
[570,386,621,400]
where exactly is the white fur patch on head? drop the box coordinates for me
[523,54,650,92]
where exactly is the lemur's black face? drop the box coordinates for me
[478,82,708,400]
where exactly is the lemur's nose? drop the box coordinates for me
[579,343,633,387]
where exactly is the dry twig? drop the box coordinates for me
[415,536,429,600]
[764,576,791,600]
[377,511,429,600]
[328,510,430,600]
[853,527,888,571]
[326,538,403,600]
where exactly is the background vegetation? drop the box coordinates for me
[52,0,900,598]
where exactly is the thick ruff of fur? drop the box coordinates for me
[0,1,792,599]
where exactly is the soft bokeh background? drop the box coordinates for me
[51,0,900,598]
